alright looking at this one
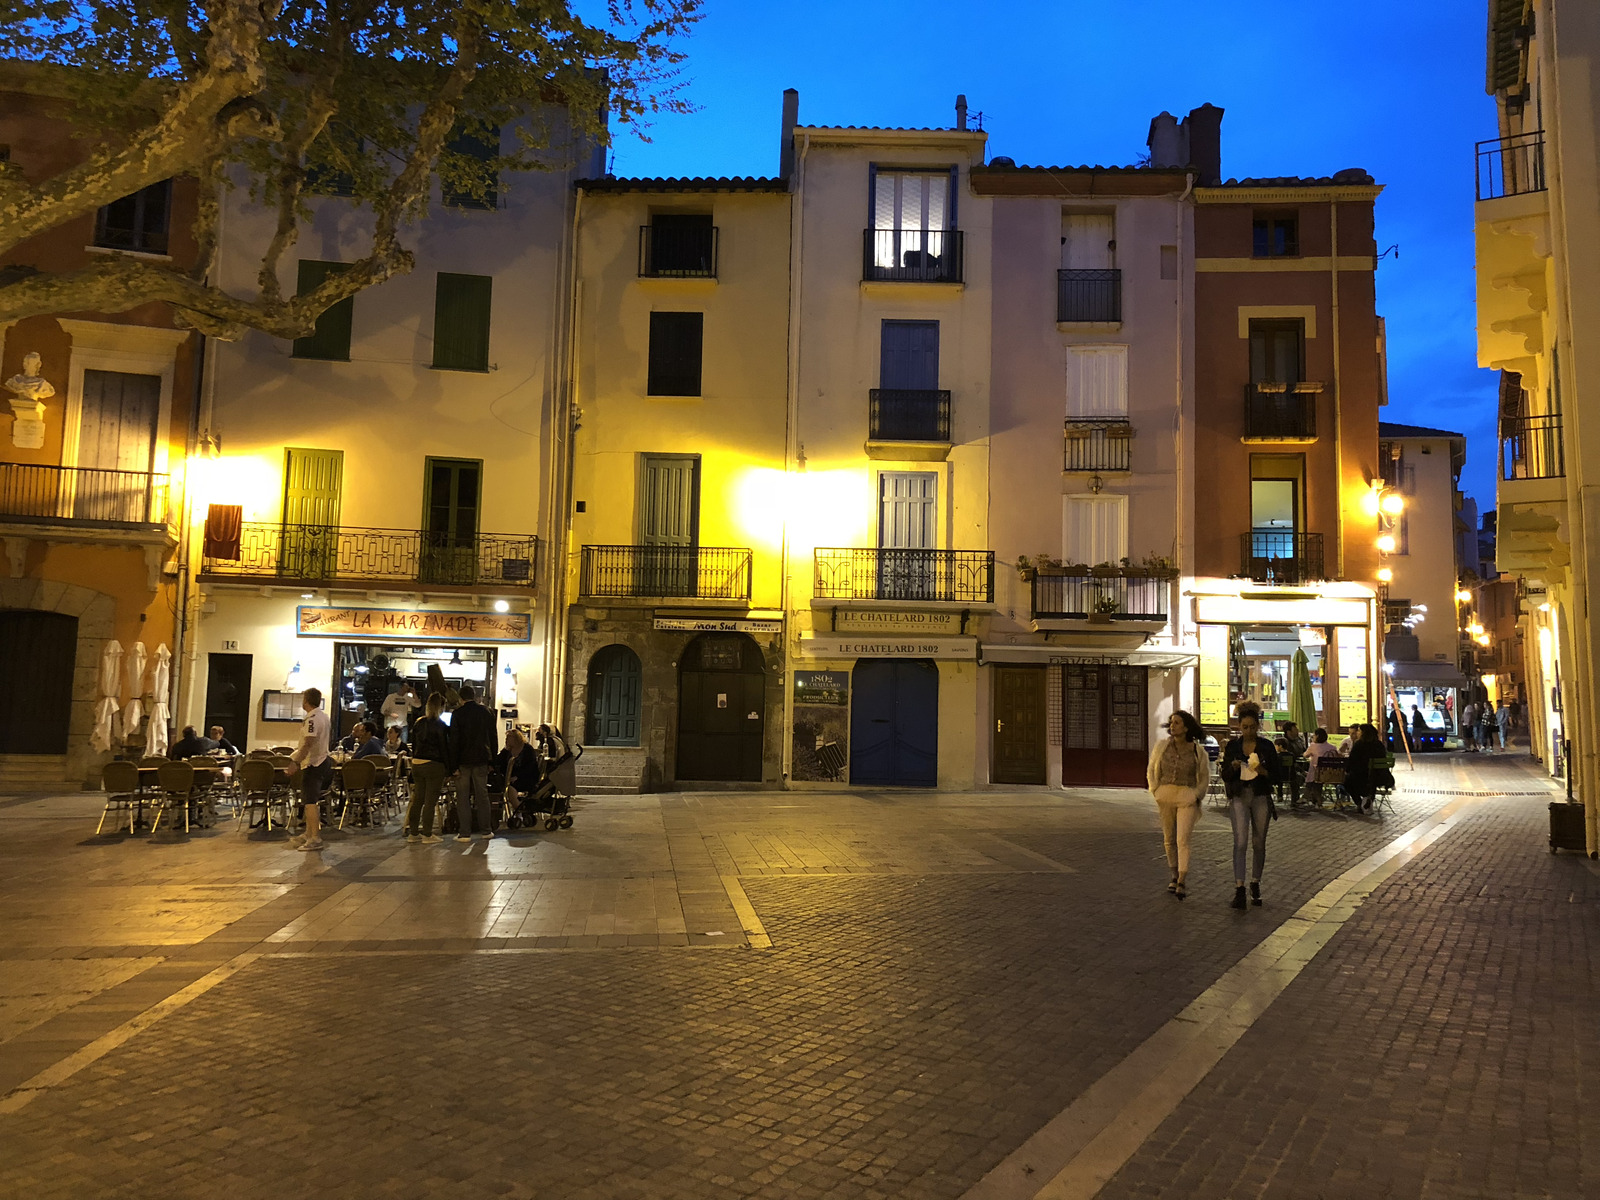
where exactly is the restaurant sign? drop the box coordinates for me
[296,606,532,643]
[799,635,977,660]
[652,617,783,634]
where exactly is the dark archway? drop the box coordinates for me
[0,610,78,754]
[676,633,764,782]
[586,644,642,747]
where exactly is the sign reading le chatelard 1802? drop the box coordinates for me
[296,606,532,643]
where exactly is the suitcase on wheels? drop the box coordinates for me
[1549,801,1588,854]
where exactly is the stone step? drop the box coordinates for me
[577,784,641,796]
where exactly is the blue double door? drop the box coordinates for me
[849,659,938,787]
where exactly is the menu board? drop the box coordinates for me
[1197,624,1229,726]
[1337,625,1370,727]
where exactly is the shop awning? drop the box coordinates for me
[980,642,1199,669]
[1386,661,1470,687]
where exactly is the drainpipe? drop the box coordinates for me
[779,130,809,788]
[548,183,584,730]
[1174,172,1193,706]
[173,331,207,731]
[1330,200,1344,579]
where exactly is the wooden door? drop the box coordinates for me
[422,457,481,584]
[676,635,764,782]
[586,645,641,747]
[993,666,1046,784]
[281,448,343,580]
[1061,664,1149,787]
[638,454,699,595]
[849,659,939,787]
[203,653,252,748]
[0,611,77,754]
[77,369,159,521]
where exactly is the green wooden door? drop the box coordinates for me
[282,448,343,581]
[637,455,699,596]
[422,458,481,584]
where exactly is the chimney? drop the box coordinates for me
[1181,103,1224,185]
[956,94,968,131]
[779,88,799,180]
[1146,111,1186,169]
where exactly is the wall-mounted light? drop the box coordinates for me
[1376,535,1396,554]
[1456,589,1473,603]
[493,599,510,613]
[1376,567,1393,582]
[1380,492,1405,515]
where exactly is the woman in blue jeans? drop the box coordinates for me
[1219,701,1282,909]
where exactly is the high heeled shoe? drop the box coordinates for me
[1231,885,1247,909]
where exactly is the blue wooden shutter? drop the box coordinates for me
[880,321,940,389]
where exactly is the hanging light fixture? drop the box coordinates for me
[449,648,463,667]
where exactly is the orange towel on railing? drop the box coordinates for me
[203,504,243,560]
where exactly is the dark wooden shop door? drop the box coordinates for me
[992,665,1046,784]
[0,611,77,754]
[676,634,764,782]
[586,645,642,747]
[203,653,253,748]
[1060,663,1148,787]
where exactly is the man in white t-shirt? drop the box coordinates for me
[287,687,333,851]
[380,683,420,736]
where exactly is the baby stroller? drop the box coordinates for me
[505,725,582,831]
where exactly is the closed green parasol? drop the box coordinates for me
[1288,647,1318,734]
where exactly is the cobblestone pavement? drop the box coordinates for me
[0,752,1584,1199]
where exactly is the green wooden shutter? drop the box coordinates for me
[281,448,343,581]
[432,273,493,371]
[292,260,354,361]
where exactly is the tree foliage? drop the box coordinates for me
[0,0,699,337]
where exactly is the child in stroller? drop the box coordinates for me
[493,724,582,830]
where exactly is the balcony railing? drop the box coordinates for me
[1032,571,1170,621]
[0,463,169,527]
[1064,419,1133,471]
[1476,131,1546,201]
[814,548,994,604]
[863,228,964,283]
[1244,383,1321,440]
[1057,269,1122,322]
[1500,412,1564,481]
[201,523,538,588]
[1239,531,1325,585]
[580,545,751,601]
[638,224,719,278]
[869,389,951,441]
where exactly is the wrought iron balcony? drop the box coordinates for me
[638,223,719,278]
[863,228,964,283]
[814,548,994,603]
[1057,268,1122,322]
[869,389,951,442]
[1500,411,1564,481]
[1032,570,1170,621]
[0,463,169,528]
[201,523,538,589]
[1476,131,1545,201]
[580,545,751,601]
[1244,383,1320,440]
[1064,419,1133,471]
[1239,531,1325,585]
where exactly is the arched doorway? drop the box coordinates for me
[677,633,764,782]
[850,659,938,787]
[0,610,78,754]
[586,644,642,746]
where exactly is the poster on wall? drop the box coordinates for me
[1197,624,1229,727]
[792,670,849,782]
[1337,625,1370,727]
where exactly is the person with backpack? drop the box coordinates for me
[404,693,456,843]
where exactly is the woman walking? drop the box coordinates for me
[1219,701,1282,909]
[404,693,456,843]
[1146,710,1211,900]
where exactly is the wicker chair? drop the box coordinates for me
[98,761,141,835]
[338,757,379,829]
[236,758,285,831]
[152,761,195,834]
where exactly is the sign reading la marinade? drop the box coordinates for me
[296,606,532,643]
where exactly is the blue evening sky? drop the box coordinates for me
[610,0,1499,509]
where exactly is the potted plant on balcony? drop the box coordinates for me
[1088,595,1120,624]
[1090,560,1121,579]
[1017,555,1036,582]
[1034,553,1063,575]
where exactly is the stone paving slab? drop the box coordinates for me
[0,753,1578,1199]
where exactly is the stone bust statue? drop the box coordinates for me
[4,350,53,449]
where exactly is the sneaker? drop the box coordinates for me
[296,839,325,852]
[420,834,441,844]
[405,832,420,843]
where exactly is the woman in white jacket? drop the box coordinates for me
[1146,710,1212,900]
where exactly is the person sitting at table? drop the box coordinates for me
[383,725,406,757]
[207,726,241,756]
[1274,721,1307,804]
[493,728,541,798]
[1345,723,1386,814]
[348,721,388,760]
[171,725,216,758]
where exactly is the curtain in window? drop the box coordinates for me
[1063,494,1128,565]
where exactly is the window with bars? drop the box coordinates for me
[291,260,354,361]
[432,273,493,371]
[648,311,704,396]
